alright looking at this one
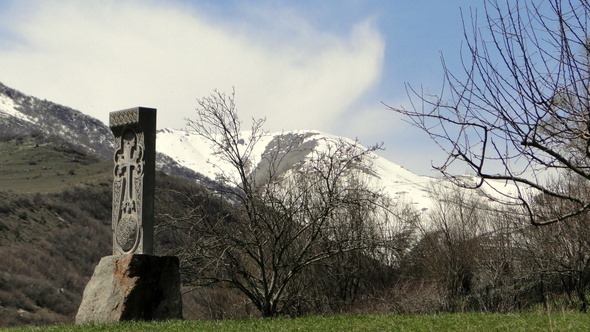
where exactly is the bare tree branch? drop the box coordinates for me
[386,0,590,224]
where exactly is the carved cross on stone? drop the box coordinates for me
[77,106,182,323]
[109,107,156,255]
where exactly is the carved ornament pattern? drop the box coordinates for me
[110,108,140,127]
[112,128,145,254]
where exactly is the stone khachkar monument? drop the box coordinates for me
[76,107,182,323]
[110,107,156,255]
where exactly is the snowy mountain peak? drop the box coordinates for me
[156,128,438,211]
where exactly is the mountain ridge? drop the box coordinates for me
[0,82,112,159]
[0,81,518,213]
[156,128,437,211]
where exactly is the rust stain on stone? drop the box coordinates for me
[113,255,136,294]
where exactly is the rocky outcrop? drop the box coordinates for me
[75,254,182,323]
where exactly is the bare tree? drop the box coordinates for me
[518,172,590,312]
[419,186,487,311]
[177,89,398,317]
[387,0,590,224]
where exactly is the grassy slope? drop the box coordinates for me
[4,312,590,332]
[0,135,111,194]
[0,135,113,326]
[0,134,231,327]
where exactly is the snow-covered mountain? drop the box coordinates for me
[156,128,520,213]
[0,82,112,159]
[156,128,438,211]
[0,82,202,182]
[0,82,518,213]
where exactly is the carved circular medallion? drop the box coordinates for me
[116,212,139,252]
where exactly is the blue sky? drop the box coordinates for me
[0,0,478,175]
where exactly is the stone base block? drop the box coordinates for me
[75,254,183,324]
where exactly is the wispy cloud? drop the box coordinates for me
[0,0,384,135]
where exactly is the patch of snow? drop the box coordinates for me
[0,93,35,124]
[372,152,435,212]
[157,129,230,180]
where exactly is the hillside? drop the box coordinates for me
[0,133,112,325]
[0,83,112,160]
[0,134,111,194]
[0,132,236,326]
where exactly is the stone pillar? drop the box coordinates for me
[76,107,183,323]
[109,107,156,255]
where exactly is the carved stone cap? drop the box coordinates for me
[110,107,156,129]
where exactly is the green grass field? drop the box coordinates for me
[4,312,590,332]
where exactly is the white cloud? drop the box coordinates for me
[0,0,384,133]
